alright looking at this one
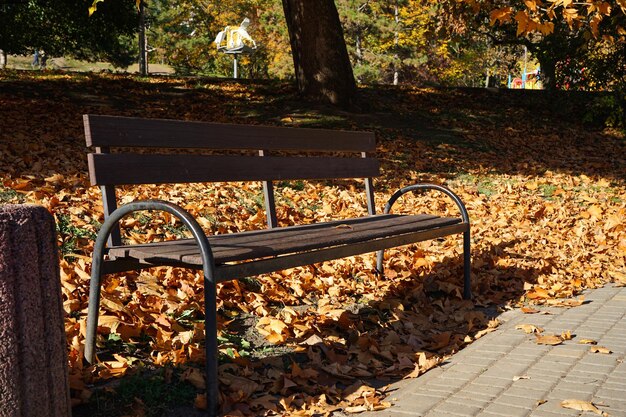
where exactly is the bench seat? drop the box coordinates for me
[106,214,466,281]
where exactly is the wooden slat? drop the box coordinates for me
[215,222,468,281]
[84,114,376,152]
[88,153,379,185]
[107,214,465,265]
[101,221,468,280]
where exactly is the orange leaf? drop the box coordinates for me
[535,334,563,345]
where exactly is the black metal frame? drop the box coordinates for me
[376,183,472,300]
[84,200,220,416]
[85,185,470,417]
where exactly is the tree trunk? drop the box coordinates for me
[0,50,6,69]
[537,55,557,91]
[281,0,356,107]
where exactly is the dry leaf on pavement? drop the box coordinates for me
[516,324,544,334]
[560,399,608,416]
[590,346,612,354]
[535,334,563,345]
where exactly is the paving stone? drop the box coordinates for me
[447,395,491,409]
[429,400,483,416]
[543,346,587,359]
[472,375,514,389]
[460,355,500,367]
[503,385,552,399]
[551,381,598,395]
[597,381,626,393]
[453,390,497,403]
[462,383,507,398]
[482,402,533,417]
[578,354,620,367]
[596,399,626,413]
[594,388,626,401]
[528,411,579,417]
[422,381,464,393]
[532,359,576,373]
[444,363,489,376]
[546,389,594,401]
[493,394,541,410]
[398,393,442,415]
[569,362,614,376]
[359,286,626,417]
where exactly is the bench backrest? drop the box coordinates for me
[84,115,378,245]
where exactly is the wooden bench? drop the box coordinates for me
[83,114,471,416]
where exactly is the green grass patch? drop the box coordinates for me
[455,173,498,198]
[55,214,97,260]
[0,186,24,204]
[539,184,558,200]
[72,369,196,417]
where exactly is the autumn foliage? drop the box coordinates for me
[0,70,625,415]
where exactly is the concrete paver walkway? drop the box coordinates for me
[365,284,626,417]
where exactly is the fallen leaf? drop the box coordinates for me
[579,338,598,345]
[560,399,607,415]
[521,307,540,314]
[535,334,563,345]
[516,324,544,334]
[590,346,612,354]
[561,330,573,340]
[513,375,530,381]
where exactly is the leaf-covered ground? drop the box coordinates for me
[1,70,625,416]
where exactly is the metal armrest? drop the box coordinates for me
[85,199,220,414]
[377,183,472,300]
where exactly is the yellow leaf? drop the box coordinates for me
[515,11,530,36]
[525,180,538,190]
[579,338,597,345]
[88,0,104,16]
[560,399,607,415]
[590,346,612,354]
[524,0,537,11]
[489,7,513,25]
[588,205,603,219]
[535,334,563,345]
[516,324,544,334]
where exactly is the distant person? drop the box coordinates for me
[40,51,47,69]
[32,50,39,67]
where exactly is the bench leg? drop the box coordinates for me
[463,230,472,300]
[375,249,384,276]
[203,263,219,417]
[85,246,105,364]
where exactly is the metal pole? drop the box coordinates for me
[522,45,527,89]
[138,0,147,76]
[233,55,238,79]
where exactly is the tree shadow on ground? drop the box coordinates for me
[1,73,624,183]
[73,238,548,416]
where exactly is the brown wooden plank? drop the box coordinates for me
[214,222,468,281]
[88,153,380,186]
[84,114,376,152]
[108,214,465,265]
[108,215,433,260]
